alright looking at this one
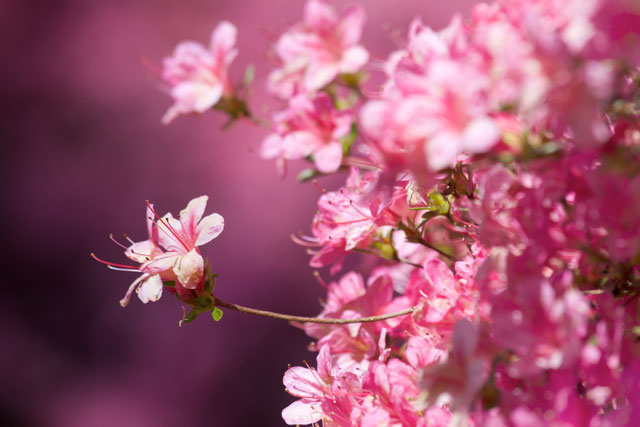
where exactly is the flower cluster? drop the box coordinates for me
[269,0,640,425]
[104,0,640,424]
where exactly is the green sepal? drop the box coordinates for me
[211,307,224,322]
[340,122,358,157]
[163,280,176,288]
[182,309,199,324]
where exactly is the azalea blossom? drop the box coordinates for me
[161,21,238,124]
[268,0,369,98]
[95,196,224,306]
[260,92,352,173]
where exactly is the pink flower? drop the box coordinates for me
[95,196,224,306]
[282,345,362,426]
[161,22,237,124]
[268,0,369,98]
[260,93,352,173]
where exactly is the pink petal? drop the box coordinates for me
[461,117,500,153]
[282,131,321,158]
[180,195,208,238]
[281,400,323,425]
[137,274,163,303]
[210,21,238,66]
[314,141,343,173]
[173,248,204,289]
[195,213,224,246]
[119,273,149,307]
[339,46,369,73]
[260,134,284,159]
[125,240,159,264]
[316,345,332,381]
[283,367,324,397]
[425,131,460,171]
[337,4,366,46]
[157,213,188,252]
[304,62,340,91]
[171,81,223,114]
[304,0,337,32]
[141,252,178,274]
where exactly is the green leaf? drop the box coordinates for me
[211,307,224,322]
[243,64,255,85]
[298,168,324,182]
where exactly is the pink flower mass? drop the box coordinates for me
[90,0,640,425]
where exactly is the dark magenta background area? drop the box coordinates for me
[1,1,476,425]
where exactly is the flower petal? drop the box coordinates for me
[120,273,149,307]
[137,274,164,303]
[125,240,159,264]
[195,213,225,246]
[281,400,323,425]
[314,141,343,173]
[173,248,204,289]
[180,195,208,238]
[283,367,324,398]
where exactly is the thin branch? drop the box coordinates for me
[214,297,416,324]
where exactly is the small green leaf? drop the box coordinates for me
[212,307,224,322]
[163,280,176,288]
[298,168,321,182]
[244,64,255,85]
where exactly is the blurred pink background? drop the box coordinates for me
[1,0,476,425]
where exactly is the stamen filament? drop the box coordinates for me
[145,201,191,251]
[91,253,139,269]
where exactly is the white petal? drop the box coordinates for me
[173,248,204,289]
[195,213,224,246]
[281,400,323,425]
[137,274,164,303]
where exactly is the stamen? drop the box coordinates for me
[109,233,129,250]
[108,265,141,273]
[123,233,135,245]
[313,271,329,290]
[145,201,190,251]
[312,179,326,194]
[91,253,139,270]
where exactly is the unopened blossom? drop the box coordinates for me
[268,0,369,98]
[260,92,352,173]
[161,21,238,124]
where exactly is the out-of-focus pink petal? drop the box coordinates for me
[210,21,238,66]
[314,141,343,173]
[425,131,460,171]
[171,81,223,114]
[304,0,337,32]
[282,131,321,158]
[305,62,340,91]
[337,5,366,47]
[461,117,500,153]
[339,46,369,73]
[260,134,284,159]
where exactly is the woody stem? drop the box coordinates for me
[213,297,416,324]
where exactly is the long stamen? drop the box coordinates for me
[108,265,142,273]
[123,233,135,245]
[313,271,329,290]
[91,253,139,270]
[145,201,190,251]
[109,233,129,250]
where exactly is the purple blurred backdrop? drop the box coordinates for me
[1,0,477,425]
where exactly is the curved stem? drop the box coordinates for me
[214,297,416,324]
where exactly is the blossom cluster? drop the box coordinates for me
[105,0,640,425]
